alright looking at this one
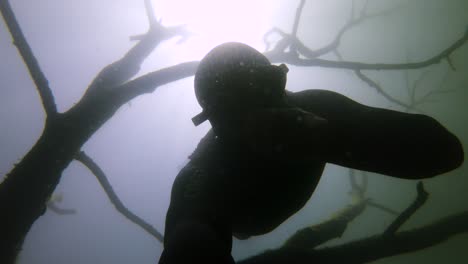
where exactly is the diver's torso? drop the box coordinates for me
[167,131,325,238]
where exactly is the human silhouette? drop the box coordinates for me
[158,42,464,264]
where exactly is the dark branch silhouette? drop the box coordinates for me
[0,1,190,261]
[267,27,468,70]
[238,183,468,264]
[384,182,428,236]
[75,151,164,242]
[283,199,368,250]
[0,0,57,117]
[355,69,413,109]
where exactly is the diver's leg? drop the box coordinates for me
[286,89,463,179]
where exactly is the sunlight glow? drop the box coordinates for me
[153,0,279,54]
[142,1,285,115]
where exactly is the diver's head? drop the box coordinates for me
[192,42,289,127]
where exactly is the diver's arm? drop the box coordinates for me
[286,89,464,179]
[160,158,234,264]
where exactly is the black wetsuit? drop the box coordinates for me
[159,89,463,264]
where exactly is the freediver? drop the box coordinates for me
[158,42,464,263]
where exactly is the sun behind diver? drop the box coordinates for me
[158,42,464,263]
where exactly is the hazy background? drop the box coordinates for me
[0,0,467,263]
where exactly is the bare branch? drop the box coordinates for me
[384,181,428,236]
[86,1,190,96]
[240,210,468,264]
[0,0,57,117]
[263,28,292,52]
[292,0,306,38]
[268,26,468,71]
[144,0,157,26]
[266,2,406,60]
[409,64,459,109]
[130,0,191,42]
[89,25,190,91]
[348,170,398,216]
[75,151,164,242]
[282,199,368,249]
[319,211,468,264]
[446,56,456,71]
[368,201,399,216]
[349,169,368,195]
[410,69,432,105]
[112,61,199,104]
[354,70,412,109]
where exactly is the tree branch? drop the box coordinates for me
[348,170,398,216]
[85,0,190,96]
[75,151,164,242]
[269,26,468,70]
[265,2,406,60]
[368,201,399,216]
[144,0,157,26]
[291,0,305,36]
[0,0,57,117]
[239,210,468,264]
[112,61,199,104]
[283,199,368,249]
[319,210,468,264]
[384,181,428,236]
[354,70,413,109]
[264,1,467,72]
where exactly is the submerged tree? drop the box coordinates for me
[0,0,467,263]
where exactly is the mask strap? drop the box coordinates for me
[192,110,209,126]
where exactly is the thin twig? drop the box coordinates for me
[292,0,306,38]
[446,56,456,71]
[0,0,57,117]
[355,70,412,109]
[349,169,368,195]
[283,199,368,249]
[265,1,406,60]
[348,170,398,216]
[144,0,156,26]
[384,181,428,236]
[409,69,433,107]
[368,201,399,216]
[75,151,164,242]
[412,64,459,107]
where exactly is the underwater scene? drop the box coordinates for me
[0,0,467,263]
